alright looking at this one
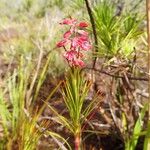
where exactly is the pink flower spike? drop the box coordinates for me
[56,18,92,67]
[78,22,88,28]
[63,30,72,39]
[56,39,68,47]
[60,18,77,25]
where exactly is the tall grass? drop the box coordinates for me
[125,104,148,150]
[0,54,63,149]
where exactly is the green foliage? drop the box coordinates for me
[71,0,84,9]
[22,0,34,12]
[125,104,148,150]
[47,68,97,149]
[13,38,35,56]
[22,0,64,18]
[93,0,143,58]
[46,131,72,150]
[143,121,150,150]
[0,57,40,149]
[62,68,92,133]
[0,54,61,149]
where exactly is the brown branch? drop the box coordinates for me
[84,0,98,69]
[84,67,148,81]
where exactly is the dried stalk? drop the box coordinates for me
[146,0,150,105]
[84,0,99,92]
[146,0,150,149]
[147,0,150,119]
[84,0,98,69]
[26,40,43,106]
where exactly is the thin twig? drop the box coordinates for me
[84,0,98,69]
[84,67,148,81]
[146,0,150,123]
[26,40,43,106]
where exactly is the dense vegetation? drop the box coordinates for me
[0,0,148,149]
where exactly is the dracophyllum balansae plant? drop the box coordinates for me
[49,18,96,150]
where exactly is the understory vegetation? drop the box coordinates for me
[0,0,149,150]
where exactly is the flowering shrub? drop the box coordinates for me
[56,18,92,67]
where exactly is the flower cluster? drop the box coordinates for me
[56,18,92,67]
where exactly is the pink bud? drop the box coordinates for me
[78,35,88,41]
[56,39,68,47]
[63,30,72,39]
[78,22,88,28]
[60,18,77,25]
[77,30,88,36]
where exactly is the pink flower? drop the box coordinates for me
[78,35,88,41]
[60,18,77,25]
[78,22,88,28]
[80,41,92,51]
[72,59,85,67]
[56,39,68,47]
[63,30,72,39]
[77,30,88,36]
[71,37,80,49]
[63,50,77,61]
[72,35,91,51]
[71,35,89,49]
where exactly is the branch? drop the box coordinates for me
[84,67,148,81]
[84,0,98,69]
